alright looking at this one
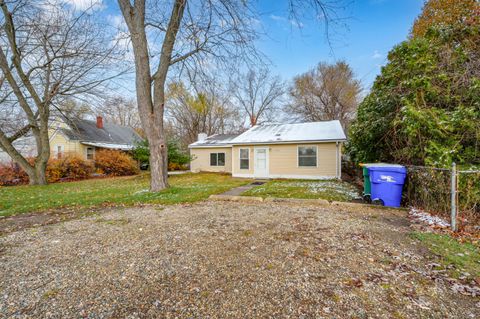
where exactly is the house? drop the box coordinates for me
[49,116,141,160]
[188,120,346,179]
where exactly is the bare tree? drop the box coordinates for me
[117,0,260,191]
[232,68,285,127]
[96,96,141,129]
[117,0,350,191]
[54,99,92,120]
[0,0,122,184]
[166,80,241,146]
[286,61,361,130]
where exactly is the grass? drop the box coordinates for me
[0,172,250,217]
[242,179,360,202]
[411,232,480,278]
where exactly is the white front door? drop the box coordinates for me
[254,147,269,178]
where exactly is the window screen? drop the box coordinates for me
[210,153,225,166]
[298,146,317,167]
[86,147,94,160]
[240,148,249,169]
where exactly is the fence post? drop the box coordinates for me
[450,162,458,232]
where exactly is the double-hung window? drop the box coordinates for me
[56,145,63,159]
[239,148,249,169]
[86,147,95,160]
[298,146,317,167]
[210,152,225,166]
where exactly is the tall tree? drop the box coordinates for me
[0,0,120,184]
[348,24,480,166]
[232,68,284,127]
[411,0,479,38]
[117,0,349,191]
[286,61,361,130]
[166,81,240,146]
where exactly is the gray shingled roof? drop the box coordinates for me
[61,118,141,145]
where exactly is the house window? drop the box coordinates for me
[86,147,95,160]
[298,146,317,167]
[56,145,63,159]
[239,148,249,169]
[210,152,225,166]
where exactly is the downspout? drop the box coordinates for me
[336,141,340,179]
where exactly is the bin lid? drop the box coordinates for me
[361,163,402,167]
[368,164,406,173]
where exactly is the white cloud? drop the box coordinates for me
[372,50,383,59]
[108,14,126,30]
[270,14,286,22]
[269,14,304,29]
[64,0,105,11]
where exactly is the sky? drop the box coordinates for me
[83,0,424,93]
[253,0,425,91]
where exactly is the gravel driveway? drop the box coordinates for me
[1,201,478,318]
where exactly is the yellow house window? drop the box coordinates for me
[239,148,249,169]
[56,145,63,159]
[86,147,95,160]
[298,146,317,167]
[210,152,225,166]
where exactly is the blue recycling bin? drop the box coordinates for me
[368,165,407,207]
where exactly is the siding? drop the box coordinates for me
[232,146,254,176]
[190,147,232,173]
[49,130,88,159]
[233,142,340,179]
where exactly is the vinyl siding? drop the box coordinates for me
[232,146,255,175]
[190,147,232,173]
[49,130,89,159]
[233,142,339,178]
[268,143,338,177]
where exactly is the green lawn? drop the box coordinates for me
[242,179,360,202]
[411,232,480,279]
[0,173,250,217]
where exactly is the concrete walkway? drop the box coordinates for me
[220,181,266,196]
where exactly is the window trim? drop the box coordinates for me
[210,152,226,167]
[86,147,95,160]
[297,145,318,168]
[239,148,249,170]
[56,145,64,159]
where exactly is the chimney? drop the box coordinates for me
[96,116,103,129]
[198,133,207,142]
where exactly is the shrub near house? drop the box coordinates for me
[95,149,139,176]
[0,151,139,186]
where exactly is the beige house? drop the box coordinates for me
[189,121,346,179]
[48,116,141,160]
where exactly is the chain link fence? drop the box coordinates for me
[404,164,480,232]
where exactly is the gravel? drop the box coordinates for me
[1,201,479,318]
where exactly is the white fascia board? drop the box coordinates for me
[81,142,134,150]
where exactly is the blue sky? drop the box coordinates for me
[254,0,424,91]
[98,0,424,92]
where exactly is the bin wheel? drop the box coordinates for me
[362,194,371,203]
[372,198,384,206]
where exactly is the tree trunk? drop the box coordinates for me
[29,165,47,185]
[147,115,168,192]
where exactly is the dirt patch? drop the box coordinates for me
[0,201,478,318]
[0,207,92,236]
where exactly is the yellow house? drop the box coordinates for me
[49,116,141,160]
[189,121,346,179]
